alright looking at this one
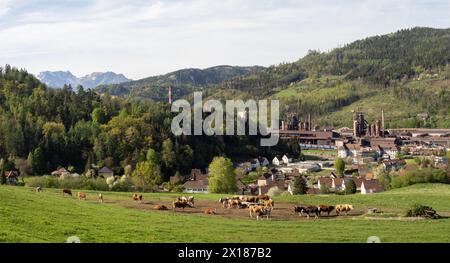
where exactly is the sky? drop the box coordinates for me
[0,0,449,80]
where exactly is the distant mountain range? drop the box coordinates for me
[37,71,131,89]
[95,65,265,100]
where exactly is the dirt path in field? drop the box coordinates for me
[116,198,364,221]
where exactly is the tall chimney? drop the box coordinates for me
[308,113,311,131]
[168,85,173,104]
[381,109,385,134]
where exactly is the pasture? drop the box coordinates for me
[0,184,449,243]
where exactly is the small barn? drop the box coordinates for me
[183,179,208,194]
[5,171,19,185]
[98,167,114,178]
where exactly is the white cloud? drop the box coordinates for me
[0,0,449,79]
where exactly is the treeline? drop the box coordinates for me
[0,65,277,181]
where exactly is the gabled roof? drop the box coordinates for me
[183,179,208,189]
[361,179,384,192]
[98,167,113,173]
[5,171,19,178]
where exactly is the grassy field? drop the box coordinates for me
[0,184,450,243]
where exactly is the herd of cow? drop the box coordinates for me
[36,187,355,220]
[218,195,354,220]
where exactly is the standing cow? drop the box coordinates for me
[77,192,87,200]
[335,204,354,216]
[62,188,72,196]
[318,205,335,216]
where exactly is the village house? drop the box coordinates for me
[382,159,406,171]
[51,167,71,178]
[360,180,384,194]
[258,180,286,195]
[258,157,270,167]
[282,154,293,165]
[317,176,345,192]
[182,169,209,193]
[250,159,260,169]
[183,179,208,194]
[98,166,114,178]
[257,173,274,187]
[272,156,283,166]
[4,171,19,185]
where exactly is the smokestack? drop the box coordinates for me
[381,109,385,133]
[308,113,311,131]
[168,85,173,104]
[353,120,358,137]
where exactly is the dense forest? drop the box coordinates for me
[95,65,264,100]
[0,65,288,181]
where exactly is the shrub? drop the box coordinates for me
[320,184,330,194]
[26,176,109,191]
[406,204,441,219]
[267,186,282,197]
[344,179,357,194]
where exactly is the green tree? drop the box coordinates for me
[30,147,45,175]
[146,148,160,166]
[374,165,391,190]
[344,179,357,194]
[334,158,345,176]
[91,108,107,124]
[293,176,307,195]
[132,161,163,188]
[208,157,237,193]
[161,139,176,172]
[0,158,6,185]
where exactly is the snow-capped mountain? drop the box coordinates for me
[37,71,131,89]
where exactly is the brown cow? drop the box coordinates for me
[172,200,194,211]
[249,205,271,220]
[154,205,168,210]
[219,197,229,208]
[318,205,335,216]
[77,192,87,200]
[263,199,275,209]
[204,208,217,215]
[227,199,241,209]
[335,204,354,216]
[246,196,259,203]
[62,188,72,196]
[132,193,143,202]
[257,194,270,201]
[293,205,319,219]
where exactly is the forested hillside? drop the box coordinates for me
[206,27,450,128]
[0,65,277,180]
[95,65,264,100]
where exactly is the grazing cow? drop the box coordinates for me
[318,205,335,216]
[246,196,259,203]
[257,194,270,201]
[62,188,72,196]
[172,200,194,211]
[178,196,195,206]
[293,205,319,219]
[249,205,271,220]
[219,197,229,208]
[335,204,354,216]
[35,186,43,192]
[227,199,242,209]
[204,208,217,215]
[132,193,143,202]
[263,199,275,210]
[154,205,168,210]
[77,192,87,200]
[98,193,104,203]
